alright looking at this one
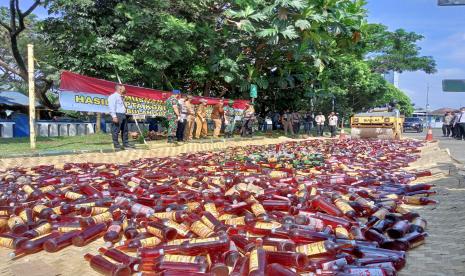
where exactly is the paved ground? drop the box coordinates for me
[398,142,465,276]
[404,128,465,164]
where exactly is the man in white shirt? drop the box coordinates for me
[108,84,132,150]
[176,95,188,142]
[328,112,338,138]
[457,107,465,140]
[315,112,325,136]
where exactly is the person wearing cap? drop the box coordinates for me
[211,99,224,138]
[224,100,236,138]
[195,99,208,139]
[165,90,181,143]
[183,95,195,141]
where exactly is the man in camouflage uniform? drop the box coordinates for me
[224,100,236,138]
[165,90,181,143]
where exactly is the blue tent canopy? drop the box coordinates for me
[0,91,42,107]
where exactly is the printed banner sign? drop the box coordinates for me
[59,71,249,116]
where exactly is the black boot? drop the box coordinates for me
[167,136,173,143]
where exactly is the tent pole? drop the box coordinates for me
[96,113,101,133]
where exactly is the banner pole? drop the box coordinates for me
[134,118,148,146]
[27,44,36,149]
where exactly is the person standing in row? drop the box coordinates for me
[211,99,224,138]
[224,100,236,138]
[303,112,313,135]
[184,95,195,141]
[315,112,325,136]
[165,90,180,143]
[241,103,255,137]
[442,112,453,137]
[176,95,188,142]
[281,109,293,136]
[328,112,338,138]
[108,84,133,150]
[292,111,301,135]
[194,99,208,139]
[456,107,465,140]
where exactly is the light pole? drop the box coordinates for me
[426,83,430,127]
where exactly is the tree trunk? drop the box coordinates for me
[9,34,27,79]
[203,81,211,97]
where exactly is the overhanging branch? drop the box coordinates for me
[0,58,23,77]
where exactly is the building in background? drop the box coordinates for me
[411,107,459,128]
[383,71,400,88]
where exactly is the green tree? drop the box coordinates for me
[361,24,437,74]
[41,0,367,113]
[0,1,57,108]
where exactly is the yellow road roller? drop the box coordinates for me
[350,108,404,140]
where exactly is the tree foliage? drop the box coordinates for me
[0,0,436,116]
[0,1,57,108]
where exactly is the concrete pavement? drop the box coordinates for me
[404,128,465,164]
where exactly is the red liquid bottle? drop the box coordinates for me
[23,222,52,239]
[386,220,410,239]
[98,247,140,272]
[104,216,126,247]
[43,230,81,252]
[289,228,332,243]
[119,236,162,251]
[7,216,28,235]
[265,263,299,276]
[209,252,229,276]
[248,239,266,276]
[0,234,28,249]
[266,251,308,269]
[230,255,249,276]
[409,217,427,233]
[123,219,139,239]
[295,240,340,258]
[72,223,107,247]
[142,221,177,241]
[18,208,35,228]
[10,231,60,258]
[33,204,56,219]
[230,234,256,254]
[84,253,131,276]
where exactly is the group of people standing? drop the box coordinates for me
[165,91,256,143]
[442,107,465,140]
[280,110,339,138]
[109,85,257,148]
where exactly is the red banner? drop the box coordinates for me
[59,71,249,109]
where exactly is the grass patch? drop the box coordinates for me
[0,133,114,157]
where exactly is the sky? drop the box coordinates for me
[3,0,465,110]
[366,0,465,110]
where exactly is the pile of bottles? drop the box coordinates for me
[0,139,436,276]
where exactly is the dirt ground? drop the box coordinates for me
[0,138,463,276]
